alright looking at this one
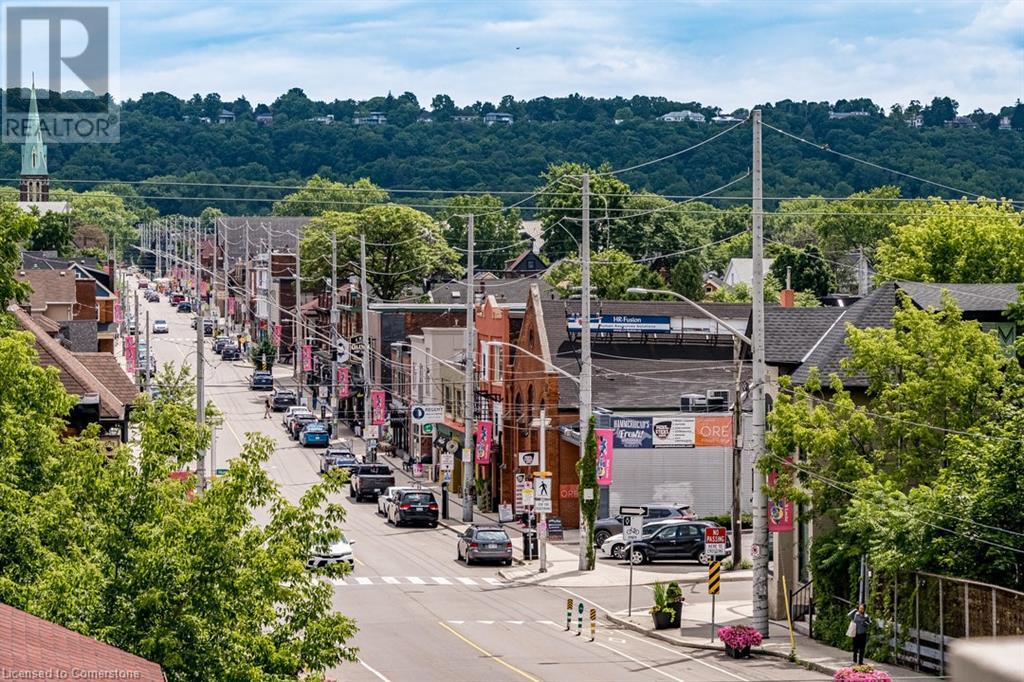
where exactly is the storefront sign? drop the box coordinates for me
[302,344,313,372]
[498,504,514,523]
[696,415,734,447]
[475,420,493,465]
[337,367,350,398]
[595,428,614,485]
[612,416,653,449]
[559,484,578,499]
[567,314,671,333]
[651,417,695,448]
[371,390,387,425]
[227,296,236,316]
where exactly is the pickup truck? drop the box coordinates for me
[349,464,395,502]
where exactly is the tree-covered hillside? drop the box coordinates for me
[2,90,1021,215]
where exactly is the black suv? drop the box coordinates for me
[627,521,729,566]
[221,344,242,361]
[388,490,439,527]
[213,336,231,354]
[593,504,695,547]
[249,371,273,390]
[270,388,297,410]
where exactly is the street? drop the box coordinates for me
[140,286,826,682]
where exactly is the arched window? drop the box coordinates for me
[526,386,535,447]
[32,149,37,168]
[516,391,527,439]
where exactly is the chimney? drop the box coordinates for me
[780,265,794,307]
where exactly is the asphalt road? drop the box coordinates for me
[140,285,826,682]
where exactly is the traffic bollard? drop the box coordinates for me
[576,601,584,636]
[441,482,449,520]
[590,608,597,641]
[565,599,572,631]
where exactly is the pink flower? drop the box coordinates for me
[833,667,892,681]
[718,625,764,649]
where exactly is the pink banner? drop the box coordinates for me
[595,428,614,486]
[114,300,122,324]
[768,465,795,532]
[337,366,350,399]
[475,420,493,465]
[124,336,136,374]
[371,390,386,425]
[272,323,282,348]
[302,344,313,372]
[227,296,236,316]
[200,280,208,298]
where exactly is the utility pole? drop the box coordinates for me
[133,290,141,390]
[579,172,593,571]
[731,335,743,568]
[331,229,339,434]
[463,214,476,523]
[222,218,230,333]
[539,406,548,573]
[295,229,303,406]
[243,221,250,342]
[750,109,769,636]
[212,216,219,326]
[196,285,207,494]
[144,310,151,395]
[360,234,373,462]
[857,246,869,296]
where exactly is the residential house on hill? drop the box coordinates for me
[659,110,705,123]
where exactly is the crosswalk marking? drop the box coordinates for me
[325,575,509,587]
[446,620,554,626]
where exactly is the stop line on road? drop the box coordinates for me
[328,575,506,587]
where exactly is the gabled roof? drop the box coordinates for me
[429,277,553,305]
[10,306,131,419]
[895,281,1021,312]
[16,268,76,311]
[505,249,546,272]
[724,258,775,287]
[31,313,60,334]
[758,306,846,365]
[0,602,164,680]
[75,353,139,408]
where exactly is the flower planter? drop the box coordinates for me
[724,643,751,659]
[651,603,681,630]
[833,667,892,681]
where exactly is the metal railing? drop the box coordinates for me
[789,579,814,637]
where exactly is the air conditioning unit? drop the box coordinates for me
[679,393,707,412]
[706,389,731,411]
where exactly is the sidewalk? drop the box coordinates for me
[606,603,919,679]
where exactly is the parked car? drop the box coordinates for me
[170,293,185,305]
[127,319,137,334]
[176,301,192,313]
[306,535,354,569]
[220,344,241,360]
[350,464,395,502]
[282,406,312,429]
[152,319,169,334]
[627,521,729,566]
[599,519,688,560]
[320,447,359,475]
[203,319,214,336]
[388,490,439,527]
[145,291,159,302]
[299,422,330,447]
[593,504,695,547]
[213,336,231,354]
[377,485,417,516]
[271,388,297,411]
[457,525,513,566]
[289,414,319,440]
[249,370,273,390]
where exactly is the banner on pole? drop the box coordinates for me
[227,296,236,316]
[371,390,386,425]
[595,428,614,485]
[302,344,313,372]
[475,420,493,464]
[768,463,795,532]
[124,336,136,374]
[337,366,350,398]
[272,323,282,348]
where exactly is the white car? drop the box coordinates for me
[306,535,354,569]
[599,519,686,560]
[281,405,312,428]
[152,319,169,334]
[377,486,417,516]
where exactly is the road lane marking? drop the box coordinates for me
[483,577,503,585]
[357,657,391,682]
[456,577,477,585]
[381,576,401,585]
[437,621,541,682]
[595,642,686,682]
[329,578,346,586]
[431,576,452,585]
[476,620,495,625]
[406,576,426,584]
[354,577,373,585]
[620,632,747,681]
[558,588,614,616]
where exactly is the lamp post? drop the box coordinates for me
[626,286,751,570]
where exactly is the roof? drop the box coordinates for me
[504,249,546,273]
[75,353,139,407]
[895,281,1022,312]
[21,251,101,271]
[537,298,751,409]
[31,313,60,334]
[16,268,76,311]
[758,306,846,365]
[10,306,129,419]
[0,602,164,680]
[724,258,775,287]
[429,277,554,306]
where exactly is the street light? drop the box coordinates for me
[626,286,748,569]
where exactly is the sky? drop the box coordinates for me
[56,0,1024,111]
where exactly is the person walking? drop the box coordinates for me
[264,397,271,419]
[848,603,869,664]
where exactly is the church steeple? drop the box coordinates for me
[20,79,49,202]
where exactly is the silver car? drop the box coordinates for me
[457,525,513,566]
[306,535,355,569]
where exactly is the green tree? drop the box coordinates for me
[705,275,782,304]
[272,175,389,216]
[769,196,828,248]
[611,193,712,263]
[271,87,315,121]
[0,202,37,305]
[544,248,656,300]
[668,254,706,301]
[816,186,905,257]
[437,194,523,271]
[770,245,836,296]
[28,210,74,256]
[535,162,631,261]
[874,198,1024,282]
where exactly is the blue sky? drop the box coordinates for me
[113,0,1022,111]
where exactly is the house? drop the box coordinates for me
[907,114,924,128]
[659,110,705,123]
[0,602,163,680]
[353,111,387,126]
[828,111,871,120]
[723,257,776,287]
[9,305,137,442]
[428,277,552,308]
[483,112,513,126]
[417,113,433,124]
[502,251,547,279]
[711,114,745,123]
[255,113,273,125]
[944,116,977,129]
[217,109,235,124]
[452,115,479,123]
[999,116,1012,131]
[308,114,334,124]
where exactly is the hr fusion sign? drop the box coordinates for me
[566,314,671,333]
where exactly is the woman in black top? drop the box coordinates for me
[848,603,870,664]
